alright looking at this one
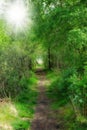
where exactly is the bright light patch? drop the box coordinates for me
[6,1,29,31]
[0,1,3,15]
[0,0,6,16]
[37,58,43,65]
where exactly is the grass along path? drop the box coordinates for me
[0,72,38,130]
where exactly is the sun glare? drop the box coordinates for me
[0,0,6,16]
[0,0,32,32]
[6,1,29,31]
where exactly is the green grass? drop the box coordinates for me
[0,72,38,130]
[46,70,58,82]
[12,120,30,130]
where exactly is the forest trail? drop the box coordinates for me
[31,70,62,130]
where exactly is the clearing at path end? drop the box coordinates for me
[31,70,63,130]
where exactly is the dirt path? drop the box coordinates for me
[31,70,62,130]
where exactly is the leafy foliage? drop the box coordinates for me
[0,0,87,129]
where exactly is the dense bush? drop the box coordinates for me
[0,20,35,98]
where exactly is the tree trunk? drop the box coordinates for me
[48,47,51,70]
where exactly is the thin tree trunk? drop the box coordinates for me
[48,47,51,70]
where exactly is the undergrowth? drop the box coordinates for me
[46,70,87,130]
[0,72,38,130]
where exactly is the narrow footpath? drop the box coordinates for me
[31,70,63,130]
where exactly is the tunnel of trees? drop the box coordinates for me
[0,0,87,129]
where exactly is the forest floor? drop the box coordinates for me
[31,70,64,130]
[0,70,86,130]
